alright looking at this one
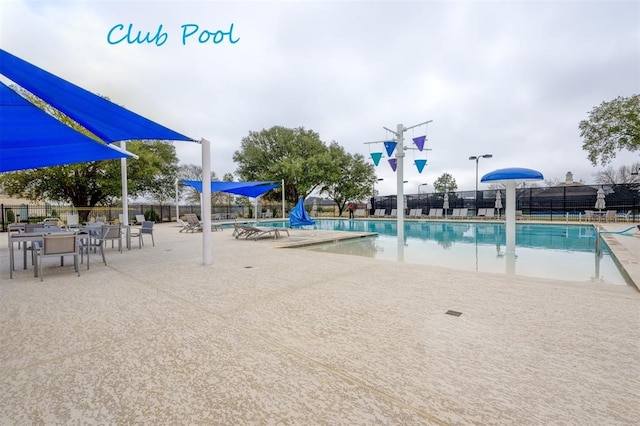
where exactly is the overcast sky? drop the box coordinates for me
[2,0,639,195]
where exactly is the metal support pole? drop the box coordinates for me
[396,123,405,245]
[201,138,212,266]
[121,141,129,227]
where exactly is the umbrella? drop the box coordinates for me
[443,193,449,217]
[595,188,606,212]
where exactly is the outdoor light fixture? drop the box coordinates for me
[418,183,429,194]
[469,154,493,212]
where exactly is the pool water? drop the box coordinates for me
[261,219,628,286]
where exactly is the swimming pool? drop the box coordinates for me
[259,219,628,286]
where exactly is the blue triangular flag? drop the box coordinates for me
[384,141,397,157]
[370,152,383,166]
[388,158,397,172]
[413,135,426,151]
[415,159,427,173]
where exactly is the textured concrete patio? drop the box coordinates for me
[1,222,638,424]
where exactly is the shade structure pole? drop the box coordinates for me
[396,123,405,245]
[175,178,179,222]
[505,180,516,255]
[201,138,212,266]
[282,179,285,219]
[121,141,129,227]
[255,196,258,221]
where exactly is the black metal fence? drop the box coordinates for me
[371,184,640,221]
[2,183,639,230]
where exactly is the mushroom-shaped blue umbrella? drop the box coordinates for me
[481,168,544,255]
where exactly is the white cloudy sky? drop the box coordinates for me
[2,0,639,195]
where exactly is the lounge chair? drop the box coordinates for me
[605,210,617,222]
[476,208,486,218]
[483,208,495,219]
[233,224,282,240]
[373,208,385,218]
[177,218,190,232]
[184,213,202,232]
[134,214,146,225]
[354,209,366,218]
[516,210,524,220]
[386,209,397,218]
[459,208,468,219]
[450,208,461,219]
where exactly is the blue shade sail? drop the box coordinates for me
[289,198,315,227]
[181,180,279,197]
[388,158,397,172]
[384,141,397,157]
[0,49,193,144]
[0,82,132,172]
[414,159,427,173]
[370,152,383,166]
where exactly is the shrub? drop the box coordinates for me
[144,209,160,222]
[6,209,15,223]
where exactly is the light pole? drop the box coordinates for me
[469,154,492,213]
[371,178,383,214]
[418,183,428,216]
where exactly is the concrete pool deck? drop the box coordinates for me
[1,222,638,424]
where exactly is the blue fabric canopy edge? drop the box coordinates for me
[481,167,544,183]
[182,180,279,198]
[0,82,132,172]
[0,48,194,144]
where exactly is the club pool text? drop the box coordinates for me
[107,23,239,46]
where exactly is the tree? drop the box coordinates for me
[593,163,640,192]
[177,164,218,204]
[432,173,458,193]
[131,141,180,204]
[233,126,327,202]
[320,142,376,216]
[580,94,640,166]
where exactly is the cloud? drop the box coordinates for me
[2,0,638,195]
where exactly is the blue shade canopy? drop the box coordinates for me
[0,82,132,172]
[289,198,315,227]
[481,167,544,182]
[182,180,279,197]
[0,49,193,143]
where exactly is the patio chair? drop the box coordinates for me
[135,214,146,225]
[66,213,80,229]
[36,233,80,281]
[130,221,155,248]
[584,210,595,222]
[78,225,121,269]
[516,210,524,220]
[605,210,617,223]
[102,223,122,252]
